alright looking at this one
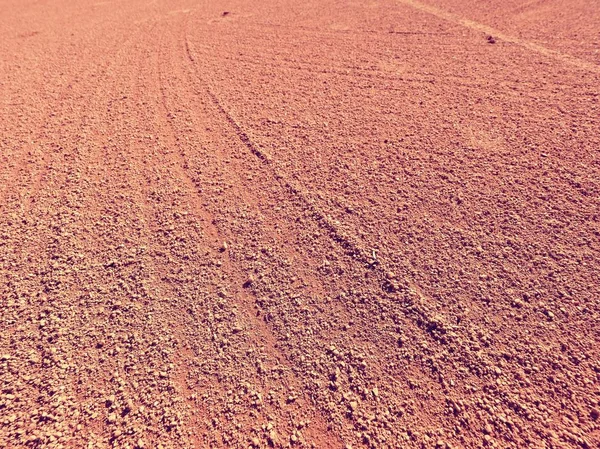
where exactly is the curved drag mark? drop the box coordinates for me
[183,37,373,269]
[397,0,600,74]
[150,17,346,447]
[183,23,474,365]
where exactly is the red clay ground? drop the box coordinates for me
[1,0,599,448]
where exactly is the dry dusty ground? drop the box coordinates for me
[1,0,599,448]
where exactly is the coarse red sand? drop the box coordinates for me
[1,0,599,448]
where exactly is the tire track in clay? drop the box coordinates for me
[151,15,345,447]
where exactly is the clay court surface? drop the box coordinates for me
[1,0,599,447]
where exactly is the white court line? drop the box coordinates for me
[397,0,600,74]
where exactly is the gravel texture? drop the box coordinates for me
[1,0,599,448]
